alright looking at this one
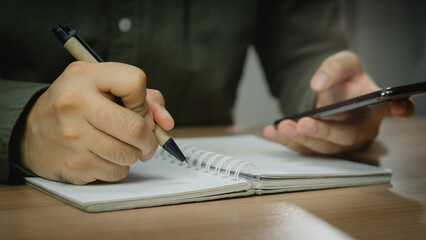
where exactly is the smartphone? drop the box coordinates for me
[274,81,426,126]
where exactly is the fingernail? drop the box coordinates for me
[312,73,330,91]
[300,120,316,135]
[161,106,170,117]
[280,125,297,138]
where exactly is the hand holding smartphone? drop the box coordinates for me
[274,81,426,126]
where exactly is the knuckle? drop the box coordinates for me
[128,118,146,139]
[344,127,363,146]
[140,145,158,161]
[129,67,147,90]
[129,148,141,164]
[336,51,361,72]
[321,144,341,155]
[64,61,88,75]
[66,156,91,171]
[110,166,129,182]
[319,124,331,140]
[340,50,355,57]
[139,102,150,116]
[342,50,359,61]
[324,57,342,74]
[106,145,140,166]
[61,125,81,141]
[104,106,124,124]
[341,134,354,146]
[149,89,164,100]
[346,51,361,70]
[70,179,91,185]
[54,170,71,183]
[54,90,83,112]
[341,134,357,146]
[150,89,166,105]
[136,68,147,82]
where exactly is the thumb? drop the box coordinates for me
[310,51,363,92]
[390,99,415,118]
[372,99,414,119]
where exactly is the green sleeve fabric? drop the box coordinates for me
[255,0,348,116]
[0,79,49,183]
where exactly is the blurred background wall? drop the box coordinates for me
[233,0,426,126]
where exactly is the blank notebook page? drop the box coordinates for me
[177,135,391,178]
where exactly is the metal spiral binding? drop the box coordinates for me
[158,144,258,181]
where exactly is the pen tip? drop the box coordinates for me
[162,138,187,163]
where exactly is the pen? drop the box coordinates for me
[52,24,187,163]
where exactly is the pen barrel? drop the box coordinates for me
[153,125,170,146]
[64,37,98,63]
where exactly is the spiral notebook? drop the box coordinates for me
[25,135,391,212]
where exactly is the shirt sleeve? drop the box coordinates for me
[0,78,49,184]
[254,0,349,116]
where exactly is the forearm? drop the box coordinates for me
[0,78,49,184]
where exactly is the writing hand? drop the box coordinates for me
[264,51,414,155]
[20,62,174,184]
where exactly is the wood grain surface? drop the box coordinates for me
[1,118,425,240]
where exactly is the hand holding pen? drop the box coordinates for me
[19,26,182,185]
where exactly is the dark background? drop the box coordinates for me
[344,0,426,116]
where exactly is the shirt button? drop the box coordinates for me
[118,17,132,32]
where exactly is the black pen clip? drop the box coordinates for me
[52,24,103,62]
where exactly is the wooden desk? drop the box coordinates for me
[1,118,425,239]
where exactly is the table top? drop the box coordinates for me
[1,118,425,240]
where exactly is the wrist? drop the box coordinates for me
[10,88,47,178]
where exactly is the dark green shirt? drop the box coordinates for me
[0,0,348,183]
